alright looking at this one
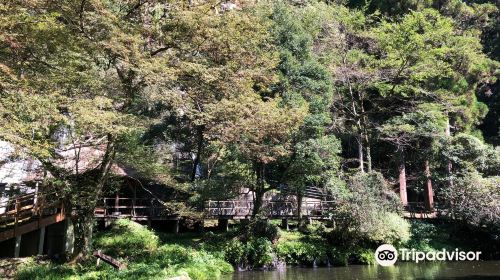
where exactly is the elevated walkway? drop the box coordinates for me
[0,192,65,243]
[204,200,437,220]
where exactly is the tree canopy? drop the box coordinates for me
[0,0,498,259]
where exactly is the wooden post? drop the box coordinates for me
[207,200,211,217]
[33,182,39,208]
[218,219,228,232]
[38,227,46,255]
[281,219,289,231]
[174,219,180,234]
[150,199,154,218]
[38,191,44,219]
[14,235,21,258]
[198,219,205,233]
[217,200,221,217]
[102,198,107,217]
[114,192,120,215]
[65,219,74,255]
[132,186,137,218]
[14,198,19,236]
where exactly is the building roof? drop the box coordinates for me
[0,141,134,185]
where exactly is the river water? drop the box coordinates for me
[221,261,500,280]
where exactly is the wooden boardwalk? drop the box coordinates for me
[0,192,65,242]
[204,200,437,220]
[404,202,438,219]
[205,200,337,219]
[94,197,180,221]
[1,193,436,243]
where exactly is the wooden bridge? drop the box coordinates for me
[1,192,436,254]
[204,200,437,220]
[204,200,336,219]
[404,202,437,219]
[94,197,180,222]
[1,195,436,241]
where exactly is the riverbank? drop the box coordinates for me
[15,219,233,280]
[12,219,499,279]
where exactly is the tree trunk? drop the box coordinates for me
[445,117,454,188]
[445,117,455,218]
[366,143,372,173]
[399,148,408,206]
[424,160,434,211]
[71,209,94,260]
[252,189,264,217]
[296,194,304,227]
[252,162,266,217]
[360,98,371,172]
[70,134,116,261]
[191,126,204,181]
[358,133,364,173]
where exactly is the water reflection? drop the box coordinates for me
[222,261,500,280]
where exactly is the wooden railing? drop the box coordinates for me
[0,191,62,230]
[404,202,436,219]
[94,198,177,220]
[0,191,65,242]
[204,200,338,218]
[205,200,437,220]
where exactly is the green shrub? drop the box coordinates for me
[404,221,469,253]
[370,212,411,245]
[405,220,439,251]
[93,219,159,260]
[223,239,247,266]
[154,244,191,266]
[247,219,280,242]
[17,263,76,280]
[275,239,327,265]
[247,237,274,267]
[326,172,409,249]
[301,223,327,236]
[18,220,233,280]
[153,244,233,279]
[329,247,349,266]
[223,237,275,268]
[355,248,376,265]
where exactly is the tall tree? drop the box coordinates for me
[209,95,307,217]
[268,2,343,218]
[374,9,494,204]
[143,1,278,183]
[0,0,156,259]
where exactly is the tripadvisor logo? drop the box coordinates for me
[375,244,482,266]
[375,244,398,266]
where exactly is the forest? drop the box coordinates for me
[0,0,499,279]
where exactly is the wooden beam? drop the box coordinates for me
[93,250,127,270]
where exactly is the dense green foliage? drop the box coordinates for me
[17,220,233,280]
[1,0,499,270]
[16,218,500,279]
